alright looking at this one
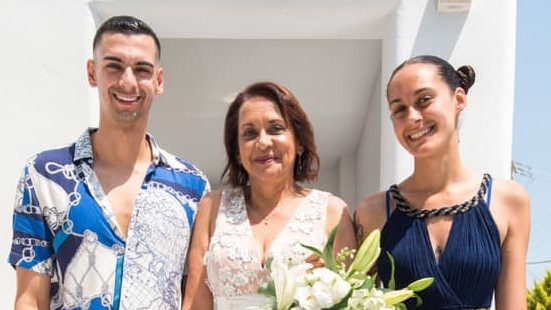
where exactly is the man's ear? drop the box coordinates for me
[155,67,164,95]
[87,59,97,87]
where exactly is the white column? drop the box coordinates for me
[338,153,356,209]
[0,1,97,307]
[380,0,428,186]
[449,0,516,178]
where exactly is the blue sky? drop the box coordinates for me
[514,0,551,287]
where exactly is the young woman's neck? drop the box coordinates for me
[408,143,472,192]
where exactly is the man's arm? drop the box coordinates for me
[14,267,51,310]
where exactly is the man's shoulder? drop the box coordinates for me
[154,149,211,198]
[158,148,205,175]
[27,143,76,169]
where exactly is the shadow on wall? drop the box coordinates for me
[411,2,469,59]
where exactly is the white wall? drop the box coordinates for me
[355,73,383,204]
[314,165,340,197]
[451,0,516,178]
[0,0,516,307]
[369,0,516,193]
[0,1,97,307]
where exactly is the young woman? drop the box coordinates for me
[354,55,530,310]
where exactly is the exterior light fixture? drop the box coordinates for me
[437,0,472,13]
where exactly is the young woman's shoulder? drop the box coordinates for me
[353,191,388,241]
[491,178,530,212]
[489,177,530,243]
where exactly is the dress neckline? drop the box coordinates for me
[241,188,317,268]
[389,174,491,219]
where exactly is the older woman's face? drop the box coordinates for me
[387,63,465,158]
[236,96,298,184]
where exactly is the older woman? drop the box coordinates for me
[183,81,356,309]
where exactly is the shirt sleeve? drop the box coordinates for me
[8,161,55,276]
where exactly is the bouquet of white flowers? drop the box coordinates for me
[258,227,433,310]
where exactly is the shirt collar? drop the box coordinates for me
[73,128,166,167]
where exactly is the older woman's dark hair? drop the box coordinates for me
[387,55,476,96]
[221,81,320,187]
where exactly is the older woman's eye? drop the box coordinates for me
[391,106,407,119]
[267,124,286,134]
[242,129,257,139]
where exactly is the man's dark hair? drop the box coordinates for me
[92,15,161,60]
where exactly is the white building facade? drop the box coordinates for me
[0,0,515,307]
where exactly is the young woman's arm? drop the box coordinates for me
[493,180,531,310]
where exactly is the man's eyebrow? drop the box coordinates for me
[103,56,123,63]
[102,56,154,68]
[135,61,155,68]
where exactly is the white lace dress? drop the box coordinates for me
[204,187,329,309]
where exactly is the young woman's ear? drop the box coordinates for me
[454,87,467,113]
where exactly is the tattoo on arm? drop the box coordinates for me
[353,211,364,245]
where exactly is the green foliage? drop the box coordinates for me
[527,270,551,310]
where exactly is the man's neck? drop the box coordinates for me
[91,127,152,168]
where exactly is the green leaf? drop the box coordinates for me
[387,252,396,290]
[383,289,415,305]
[300,243,323,257]
[407,277,434,292]
[301,225,339,272]
[322,225,339,271]
[258,280,276,298]
[527,269,551,310]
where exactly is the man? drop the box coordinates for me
[9,15,209,309]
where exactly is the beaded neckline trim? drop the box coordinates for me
[389,174,490,219]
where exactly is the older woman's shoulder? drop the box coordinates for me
[355,191,387,217]
[354,191,388,240]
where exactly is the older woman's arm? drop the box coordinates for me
[182,191,221,310]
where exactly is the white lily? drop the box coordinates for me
[346,229,381,278]
[347,288,395,310]
[271,260,312,310]
[295,267,351,309]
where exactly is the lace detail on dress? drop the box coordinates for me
[389,174,491,219]
[204,187,329,299]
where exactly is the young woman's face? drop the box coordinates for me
[237,96,299,184]
[387,63,466,158]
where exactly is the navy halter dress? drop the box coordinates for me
[378,174,501,309]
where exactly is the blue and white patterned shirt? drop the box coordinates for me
[8,129,210,310]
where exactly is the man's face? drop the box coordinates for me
[87,32,163,125]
